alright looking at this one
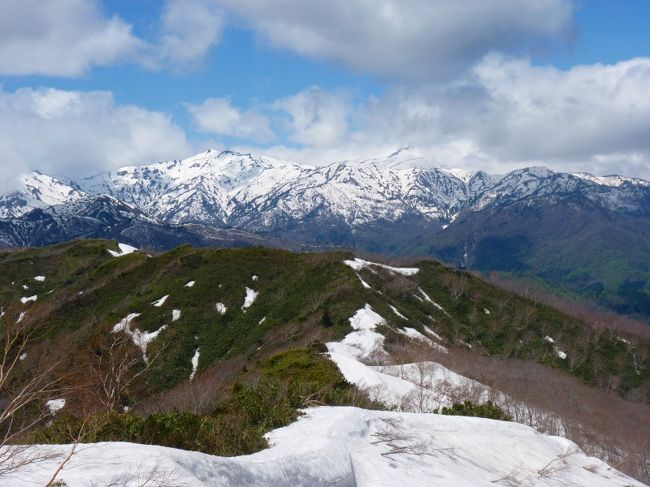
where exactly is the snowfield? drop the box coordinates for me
[3,407,643,487]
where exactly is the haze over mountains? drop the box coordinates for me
[1,148,649,321]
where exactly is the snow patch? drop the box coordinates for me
[356,273,371,289]
[107,243,138,257]
[151,295,169,307]
[484,308,490,315]
[190,348,200,380]
[252,275,258,281]
[544,336,555,344]
[241,287,258,310]
[344,257,419,276]
[556,348,567,360]
[184,280,195,288]
[258,316,266,325]
[417,287,449,315]
[172,309,181,321]
[46,399,65,414]
[20,295,38,304]
[388,304,407,320]
[215,302,227,315]
[19,352,27,361]
[423,325,444,342]
[112,313,166,363]
[16,311,26,323]
[33,275,46,282]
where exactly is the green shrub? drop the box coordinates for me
[439,401,512,421]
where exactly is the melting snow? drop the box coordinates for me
[112,313,166,363]
[216,302,227,315]
[172,309,181,321]
[4,406,642,487]
[241,287,258,310]
[190,348,200,380]
[107,243,138,257]
[33,275,46,282]
[418,287,449,315]
[344,258,419,276]
[328,304,386,361]
[46,399,65,414]
[20,295,38,304]
[423,325,444,342]
[184,280,195,288]
[356,273,371,289]
[388,304,407,320]
[151,295,169,307]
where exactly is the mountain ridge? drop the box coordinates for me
[1,149,649,321]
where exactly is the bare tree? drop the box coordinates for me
[82,331,165,412]
[1,315,65,476]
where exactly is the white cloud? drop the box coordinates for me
[0,87,193,192]
[215,0,574,80]
[157,0,225,68]
[0,0,143,77]
[187,97,274,141]
[232,57,650,180]
[470,56,650,162]
[274,87,350,147]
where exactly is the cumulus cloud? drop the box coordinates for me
[232,57,650,179]
[156,0,225,68]
[0,87,193,192]
[274,87,350,147]
[187,97,274,141]
[0,0,143,77]
[215,0,574,80]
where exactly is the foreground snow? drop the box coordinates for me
[3,407,642,487]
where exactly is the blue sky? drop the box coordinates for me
[0,0,649,187]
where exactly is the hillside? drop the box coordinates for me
[1,150,649,323]
[0,240,649,484]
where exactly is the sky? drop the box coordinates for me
[0,0,649,191]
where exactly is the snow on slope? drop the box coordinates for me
[112,313,166,363]
[3,407,643,487]
[344,257,419,276]
[0,172,86,219]
[328,305,467,410]
[107,243,138,257]
[241,287,258,310]
[3,150,649,230]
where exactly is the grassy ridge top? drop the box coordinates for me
[1,239,648,408]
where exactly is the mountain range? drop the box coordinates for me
[1,148,649,320]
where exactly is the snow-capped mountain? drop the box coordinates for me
[4,149,647,232]
[1,149,649,322]
[0,172,85,219]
